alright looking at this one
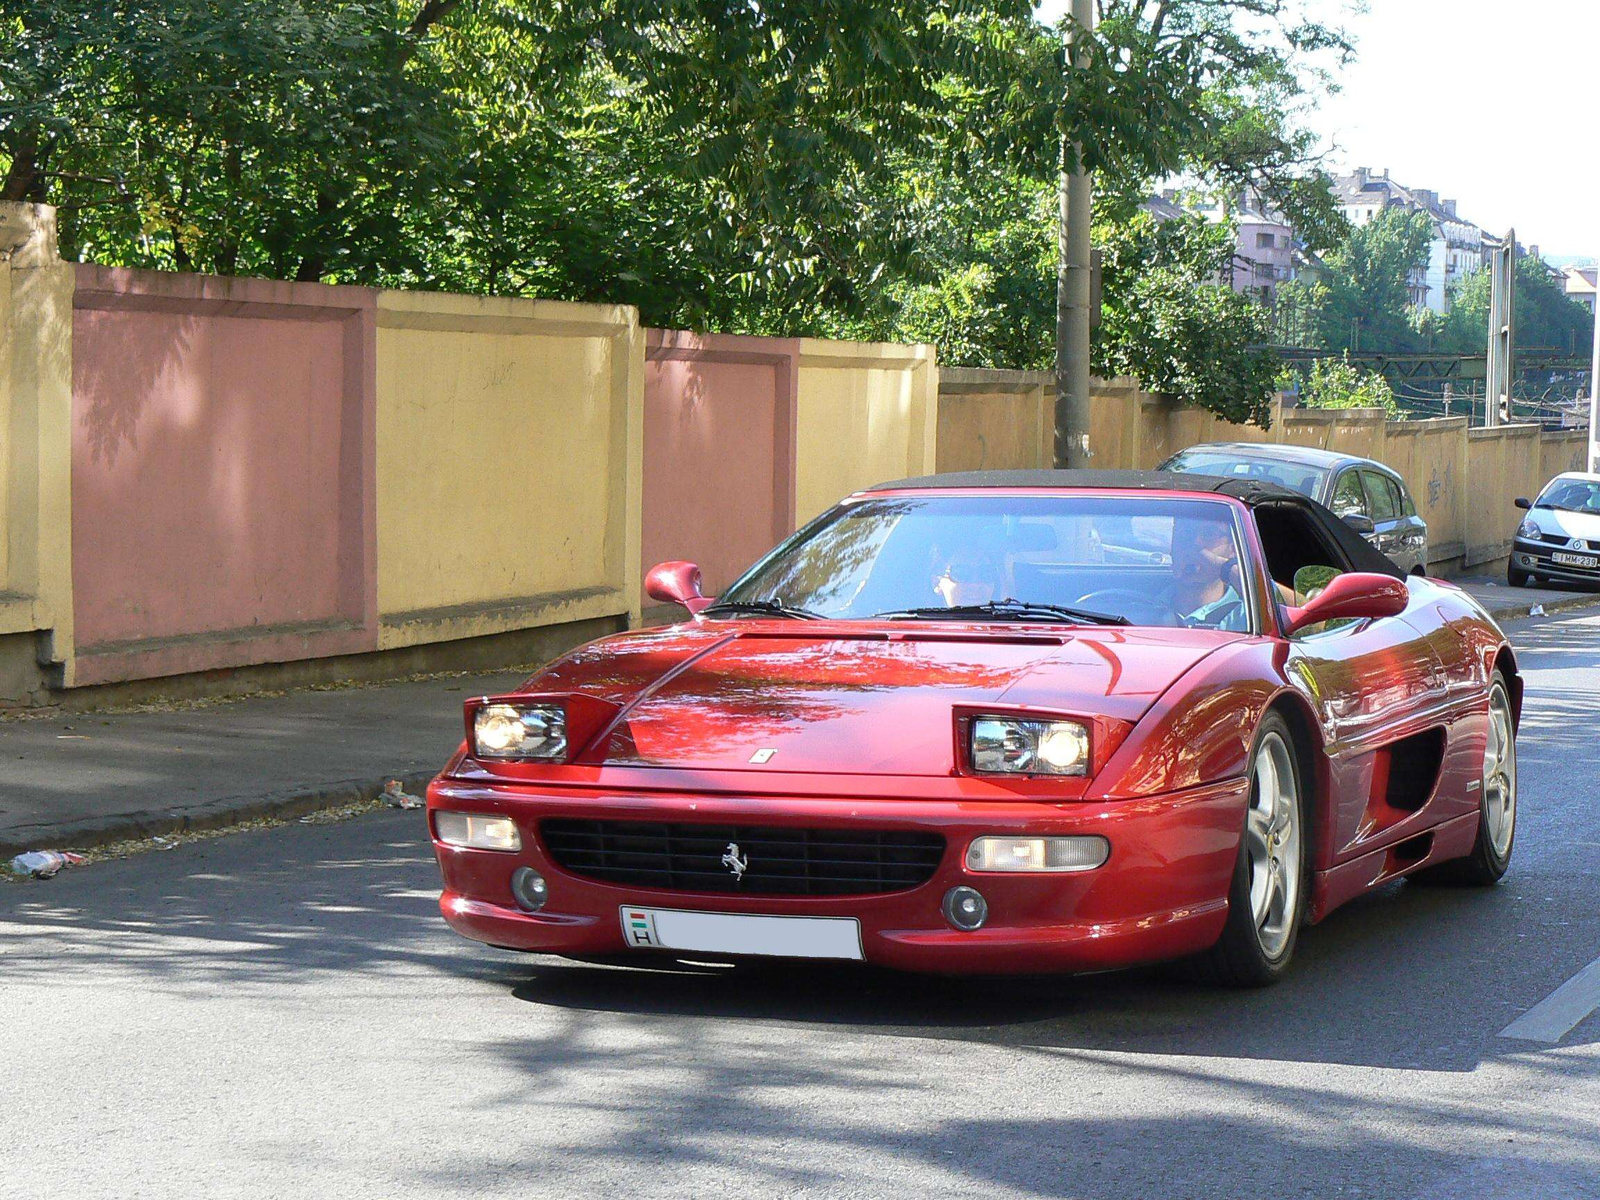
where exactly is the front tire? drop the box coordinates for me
[1192,712,1308,987]
[1508,562,1529,587]
[1413,672,1517,886]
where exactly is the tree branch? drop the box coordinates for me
[399,0,464,63]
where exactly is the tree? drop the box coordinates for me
[1,0,455,279]
[2,0,1355,424]
[1282,355,1399,417]
[1094,211,1279,425]
[1316,208,1433,353]
[1441,254,1596,356]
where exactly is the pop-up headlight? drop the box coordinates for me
[472,702,567,761]
[970,716,1090,776]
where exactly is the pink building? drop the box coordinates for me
[1141,190,1310,302]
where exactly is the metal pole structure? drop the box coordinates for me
[1589,290,1600,471]
[1485,230,1515,427]
[1053,0,1094,468]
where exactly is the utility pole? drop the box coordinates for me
[1485,230,1515,427]
[1589,287,1599,471]
[1053,0,1094,468]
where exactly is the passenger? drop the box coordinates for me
[933,547,1003,608]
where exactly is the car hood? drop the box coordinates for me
[1529,506,1600,544]
[528,622,1239,775]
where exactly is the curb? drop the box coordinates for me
[0,769,437,859]
[1476,590,1600,625]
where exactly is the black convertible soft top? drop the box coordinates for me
[867,468,1404,579]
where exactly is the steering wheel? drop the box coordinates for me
[1073,588,1181,627]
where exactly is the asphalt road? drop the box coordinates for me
[4,612,1599,1199]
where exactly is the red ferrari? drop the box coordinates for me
[428,470,1520,985]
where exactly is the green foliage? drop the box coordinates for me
[1316,208,1434,353]
[1,0,448,278]
[1282,355,1399,417]
[0,0,1351,425]
[1094,212,1279,426]
[1441,255,1596,355]
[1269,278,1329,349]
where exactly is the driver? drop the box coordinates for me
[933,547,1003,608]
[1163,515,1248,630]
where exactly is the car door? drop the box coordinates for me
[1285,577,1449,860]
[1389,475,1429,573]
[1258,501,1446,860]
[1360,469,1410,570]
[1328,468,1370,530]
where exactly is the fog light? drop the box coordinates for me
[434,810,522,852]
[942,885,988,932]
[510,867,548,912]
[966,835,1109,873]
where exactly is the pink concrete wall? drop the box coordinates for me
[643,330,799,600]
[70,267,376,684]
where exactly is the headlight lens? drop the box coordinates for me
[434,811,522,851]
[1517,520,1540,540]
[966,835,1109,872]
[472,702,567,761]
[970,717,1090,776]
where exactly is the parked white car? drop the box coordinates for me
[1510,472,1600,588]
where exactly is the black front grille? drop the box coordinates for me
[541,819,946,896]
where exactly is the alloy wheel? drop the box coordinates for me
[1482,683,1517,861]
[1245,730,1302,960]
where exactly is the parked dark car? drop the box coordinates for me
[1158,443,1429,575]
[1509,471,1600,587]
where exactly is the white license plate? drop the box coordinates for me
[1553,552,1598,569]
[619,906,864,960]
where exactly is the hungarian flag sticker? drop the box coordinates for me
[622,908,659,947]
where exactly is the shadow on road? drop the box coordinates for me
[6,806,1600,1198]
[5,809,1585,1074]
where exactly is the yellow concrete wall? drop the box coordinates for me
[0,204,74,674]
[795,339,937,522]
[1083,380,1582,572]
[1380,418,1467,564]
[1465,426,1545,569]
[935,368,1051,472]
[375,291,643,649]
[1540,429,1589,484]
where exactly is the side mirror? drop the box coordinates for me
[1341,512,1376,535]
[1514,497,1532,510]
[1282,571,1408,636]
[644,560,714,615]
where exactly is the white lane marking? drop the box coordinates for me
[1500,955,1600,1043]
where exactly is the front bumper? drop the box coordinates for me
[1513,537,1600,585]
[427,776,1246,975]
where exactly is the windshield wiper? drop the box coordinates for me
[699,598,821,620]
[873,599,1129,626]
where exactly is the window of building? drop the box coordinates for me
[1256,232,1276,249]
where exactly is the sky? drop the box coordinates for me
[1035,0,1600,260]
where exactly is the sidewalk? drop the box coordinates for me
[0,668,528,857]
[1456,576,1600,623]
[4,580,1597,858]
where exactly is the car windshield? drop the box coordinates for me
[1163,450,1329,499]
[1536,479,1600,513]
[718,493,1255,632]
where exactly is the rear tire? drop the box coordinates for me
[1507,563,1529,587]
[1191,712,1308,987]
[1412,672,1517,887]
